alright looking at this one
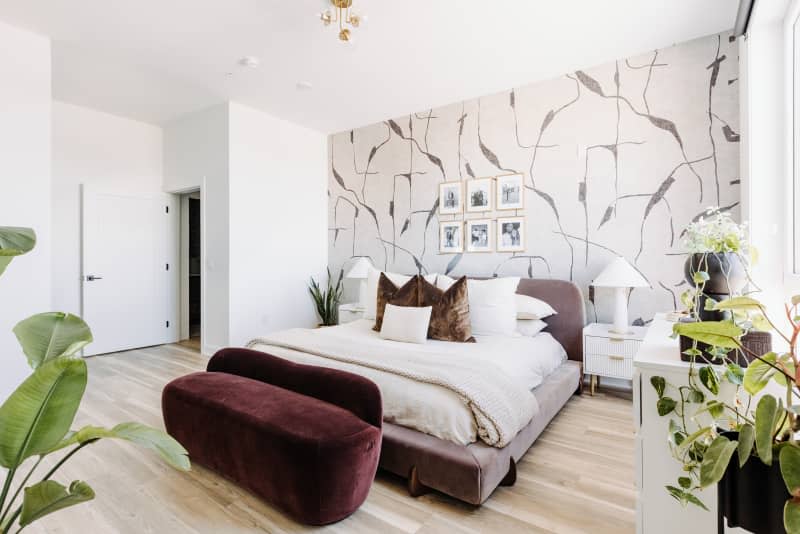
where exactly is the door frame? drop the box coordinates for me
[179,190,201,342]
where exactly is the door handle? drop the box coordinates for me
[85,275,103,281]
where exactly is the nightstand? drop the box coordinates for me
[583,323,648,395]
[338,303,365,324]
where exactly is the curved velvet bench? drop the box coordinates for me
[162,348,382,525]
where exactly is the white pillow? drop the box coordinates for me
[465,277,520,336]
[516,319,548,337]
[379,304,432,344]
[515,294,557,320]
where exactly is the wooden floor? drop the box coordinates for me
[22,344,636,534]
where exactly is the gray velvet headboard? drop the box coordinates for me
[515,278,586,363]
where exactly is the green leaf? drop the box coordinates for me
[744,352,779,395]
[737,424,755,467]
[756,395,780,465]
[0,227,36,276]
[0,358,87,468]
[713,296,765,312]
[677,426,712,455]
[792,295,800,307]
[699,366,720,395]
[692,271,710,284]
[781,445,800,497]
[687,389,705,403]
[786,498,800,534]
[725,363,744,385]
[19,480,94,527]
[13,312,93,369]
[47,423,190,471]
[700,436,738,487]
[651,376,666,398]
[673,321,743,349]
[774,354,797,388]
[706,400,724,419]
[666,485,709,511]
[678,476,692,489]
[657,397,677,416]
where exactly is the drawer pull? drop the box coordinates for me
[608,355,625,361]
[608,337,625,343]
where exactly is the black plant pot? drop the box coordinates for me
[679,329,772,366]
[684,252,747,295]
[718,431,789,533]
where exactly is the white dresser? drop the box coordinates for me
[633,315,746,534]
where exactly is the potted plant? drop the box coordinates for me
[309,268,344,327]
[682,208,749,321]
[0,227,190,533]
[653,277,800,532]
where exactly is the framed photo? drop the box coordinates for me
[439,222,463,253]
[466,219,493,253]
[497,217,525,252]
[466,178,493,212]
[439,181,463,215]
[496,173,525,210]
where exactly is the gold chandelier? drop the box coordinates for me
[318,0,366,42]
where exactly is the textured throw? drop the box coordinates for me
[247,328,538,447]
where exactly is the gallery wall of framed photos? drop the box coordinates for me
[438,173,525,254]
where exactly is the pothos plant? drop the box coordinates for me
[652,295,800,533]
[0,227,190,533]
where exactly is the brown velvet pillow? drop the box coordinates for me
[420,276,475,343]
[373,273,422,332]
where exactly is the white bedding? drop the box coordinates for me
[247,319,567,446]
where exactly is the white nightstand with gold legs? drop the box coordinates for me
[583,323,647,395]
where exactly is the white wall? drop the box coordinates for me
[227,103,328,346]
[0,21,51,396]
[163,104,230,354]
[51,101,164,315]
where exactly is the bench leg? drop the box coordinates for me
[407,466,431,498]
[499,458,517,487]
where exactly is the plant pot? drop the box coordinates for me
[718,431,788,533]
[684,252,747,295]
[679,329,772,367]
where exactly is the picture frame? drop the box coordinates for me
[497,216,526,252]
[496,173,525,210]
[466,219,493,253]
[439,181,463,215]
[466,178,493,213]
[439,221,463,253]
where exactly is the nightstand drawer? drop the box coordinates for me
[585,336,642,359]
[584,352,634,379]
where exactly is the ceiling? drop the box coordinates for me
[0,1,738,133]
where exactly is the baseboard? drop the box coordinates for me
[201,344,221,357]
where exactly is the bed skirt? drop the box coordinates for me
[378,360,582,505]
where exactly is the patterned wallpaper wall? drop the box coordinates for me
[328,33,740,324]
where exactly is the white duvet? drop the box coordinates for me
[247,320,567,446]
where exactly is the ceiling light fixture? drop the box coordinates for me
[318,0,366,43]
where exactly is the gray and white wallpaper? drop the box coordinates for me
[328,33,740,324]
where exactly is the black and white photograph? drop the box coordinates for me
[497,217,525,252]
[496,173,524,210]
[466,219,492,252]
[439,222,463,253]
[466,178,493,212]
[439,181,463,215]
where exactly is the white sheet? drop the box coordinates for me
[248,320,567,446]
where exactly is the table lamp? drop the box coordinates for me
[592,256,649,334]
[345,257,373,311]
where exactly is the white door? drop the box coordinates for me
[81,188,178,356]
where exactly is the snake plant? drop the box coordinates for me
[309,268,344,326]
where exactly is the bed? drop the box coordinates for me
[248,278,585,505]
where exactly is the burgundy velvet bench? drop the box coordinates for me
[162,348,383,525]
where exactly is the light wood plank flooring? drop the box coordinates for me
[21,344,636,534]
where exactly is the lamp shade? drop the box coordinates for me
[592,256,649,288]
[345,257,373,280]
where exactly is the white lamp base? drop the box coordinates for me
[354,279,367,311]
[609,286,631,335]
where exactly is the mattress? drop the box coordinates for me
[248,319,567,446]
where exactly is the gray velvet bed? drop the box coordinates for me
[378,278,586,505]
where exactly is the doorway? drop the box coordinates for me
[180,191,201,349]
